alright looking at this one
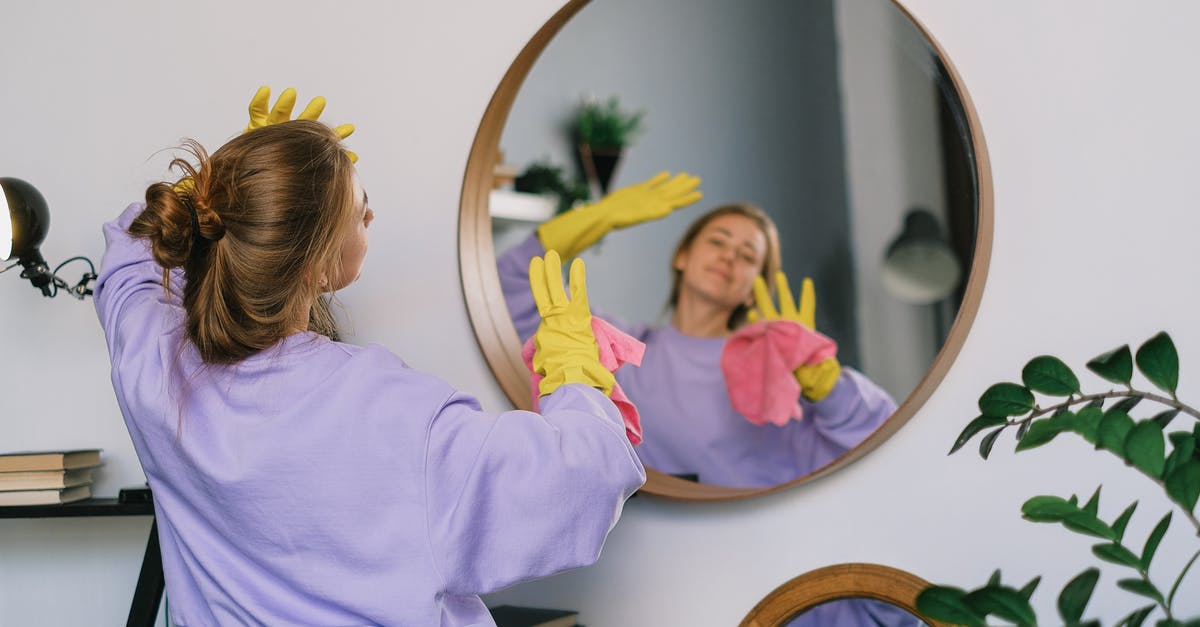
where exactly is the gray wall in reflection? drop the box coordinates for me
[496,0,862,367]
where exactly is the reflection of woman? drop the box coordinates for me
[94,90,644,625]
[498,173,897,489]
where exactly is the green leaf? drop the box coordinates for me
[1099,411,1136,456]
[1117,578,1165,605]
[1136,332,1179,395]
[1016,419,1032,440]
[1073,407,1104,445]
[1022,355,1081,395]
[1165,433,1196,477]
[1125,421,1167,478]
[1140,512,1171,570]
[1085,397,1106,410]
[1111,501,1139,541]
[1016,418,1072,452]
[979,426,1004,460]
[1022,495,1078,522]
[951,416,1007,454]
[915,586,987,627]
[1082,486,1101,517]
[1110,396,1143,415]
[964,586,1038,626]
[1057,568,1100,624]
[979,383,1036,417]
[1093,542,1141,567]
[1018,576,1041,602]
[987,569,1001,587]
[1165,459,1200,511]
[1114,604,1156,627]
[1152,409,1182,429]
[1088,344,1134,385]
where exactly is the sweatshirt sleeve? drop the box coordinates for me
[797,367,898,451]
[93,203,183,357]
[423,382,646,595]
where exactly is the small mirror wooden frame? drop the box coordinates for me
[740,563,949,627]
[458,0,993,501]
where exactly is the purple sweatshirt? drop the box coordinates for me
[96,204,645,626]
[499,235,897,489]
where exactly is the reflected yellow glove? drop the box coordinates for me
[537,171,702,259]
[529,250,614,397]
[750,271,841,401]
[245,86,358,162]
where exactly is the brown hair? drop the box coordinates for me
[668,203,782,330]
[130,120,356,365]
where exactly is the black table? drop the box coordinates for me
[0,498,162,627]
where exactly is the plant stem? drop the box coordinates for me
[1018,390,1200,423]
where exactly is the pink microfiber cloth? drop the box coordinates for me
[720,320,838,427]
[522,318,646,445]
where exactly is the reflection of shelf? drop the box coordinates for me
[489,189,556,224]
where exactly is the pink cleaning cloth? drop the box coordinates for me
[720,320,838,427]
[522,318,646,446]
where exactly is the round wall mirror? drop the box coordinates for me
[459,0,991,500]
[740,563,947,627]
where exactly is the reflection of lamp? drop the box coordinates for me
[1,177,95,298]
[881,208,962,305]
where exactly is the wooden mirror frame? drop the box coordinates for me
[740,563,949,627]
[458,0,993,501]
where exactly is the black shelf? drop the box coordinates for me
[0,497,153,518]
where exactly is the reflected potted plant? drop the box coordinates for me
[915,332,1200,626]
[514,160,590,215]
[573,95,645,197]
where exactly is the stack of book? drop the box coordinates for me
[0,449,102,506]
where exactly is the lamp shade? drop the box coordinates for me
[881,208,962,305]
[1,177,50,262]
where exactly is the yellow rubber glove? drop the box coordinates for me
[529,250,615,397]
[750,271,841,401]
[245,86,358,162]
[537,171,702,259]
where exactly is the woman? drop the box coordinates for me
[95,96,643,625]
[499,174,896,489]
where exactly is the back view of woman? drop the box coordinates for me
[95,106,644,625]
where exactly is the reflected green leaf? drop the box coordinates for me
[1082,486,1101,517]
[1018,576,1040,602]
[1152,409,1182,430]
[1136,332,1179,395]
[1022,495,1076,522]
[979,383,1036,417]
[1114,604,1156,627]
[1022,355,1080,396]
[1088,344,1133,385]
[980,427,1004,460]
[1057,568,1100,624]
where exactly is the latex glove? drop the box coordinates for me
[529,250,615,396]
[537,171,702,259]
[750,271,841,401]
[245,86,358,162]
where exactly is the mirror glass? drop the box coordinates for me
[783,598,930,626]
[466,0,988,496]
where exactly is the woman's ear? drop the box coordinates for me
[672,250,688,272]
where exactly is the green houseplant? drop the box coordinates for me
[916,332,1200,626]
[513,160,590,215]
[572,95,645,196]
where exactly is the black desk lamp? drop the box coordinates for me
[1,177,96,298]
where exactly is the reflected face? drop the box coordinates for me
[333,170,373,291]
[672,214,767,312]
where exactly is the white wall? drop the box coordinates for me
[2,1,1199,625]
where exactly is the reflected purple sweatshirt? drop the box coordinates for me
[96,204,645,626]
[499,235,896,488]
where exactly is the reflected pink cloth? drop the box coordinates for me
[720,320,838,427]
[523,318,646,445]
